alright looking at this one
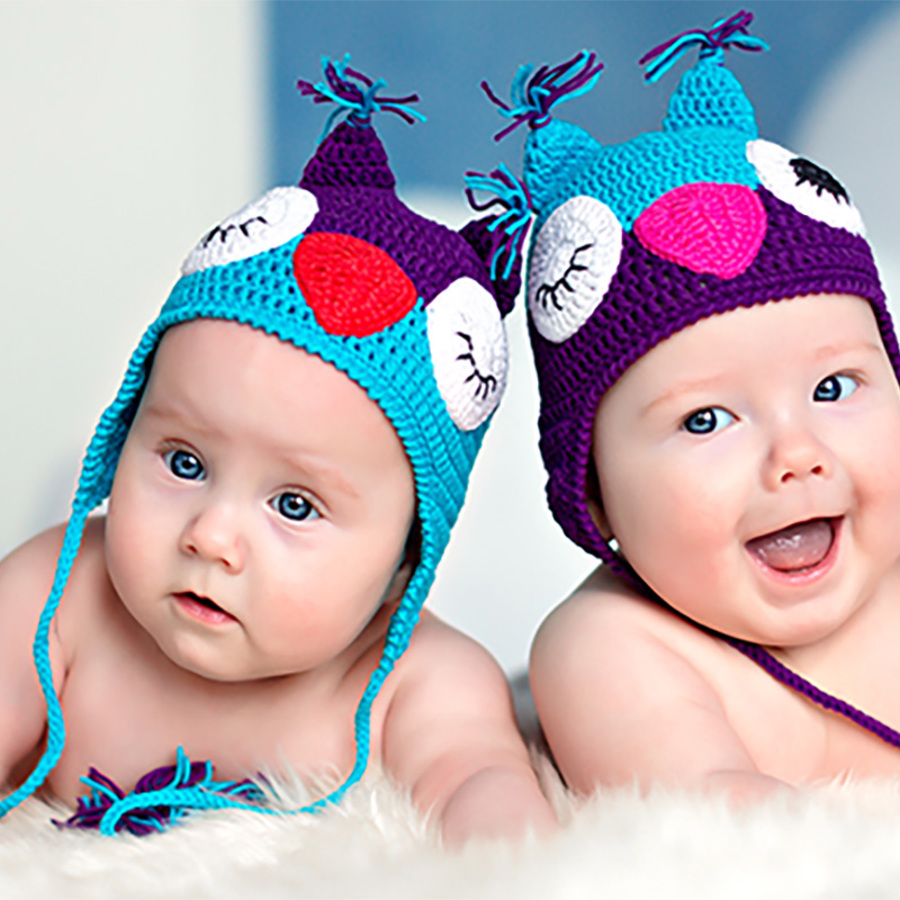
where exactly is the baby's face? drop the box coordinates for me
[105,319,416,681]
[592,293,900,646]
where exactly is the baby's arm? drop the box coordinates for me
[383,622,556,846]
[530,568,790,804]
[0,525,67,785]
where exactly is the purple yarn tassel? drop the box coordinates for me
[640,10,768,83]
[481,50,604,142]
[54,748,264,837]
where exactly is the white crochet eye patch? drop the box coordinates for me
[528,195,623,343]
[747,139,865,236]
[426,277,507,431]
[182,187,320,275]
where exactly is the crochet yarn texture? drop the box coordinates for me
[0,57,523,833]
[488,13,892,576]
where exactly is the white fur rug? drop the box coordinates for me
[4,759,900,899]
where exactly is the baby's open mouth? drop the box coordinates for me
[745,517,837,574]
[175,591,236,624]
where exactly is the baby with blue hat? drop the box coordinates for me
[0,57,554,843]
[488,11,900,798]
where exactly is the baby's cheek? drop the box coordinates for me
[624,470,737,592]
[855,446,900,550]
[105,472,160,600]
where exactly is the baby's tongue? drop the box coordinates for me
[746,519,834,572]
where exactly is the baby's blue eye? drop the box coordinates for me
[165,449,205,480]
[814,374,858,402]
[682,407,735,435]
[273,492,318,522]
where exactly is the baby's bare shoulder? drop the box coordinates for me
[0,517,113,663]
[381,613,530,793]
[532,564,715,664]
[529,566,784,794]
[531,564,744,710]
[391,612,512,712]
[0,522,65,598]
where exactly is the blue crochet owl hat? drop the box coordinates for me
[0,57,527,835]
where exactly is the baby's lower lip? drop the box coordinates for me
[174,592,237,625]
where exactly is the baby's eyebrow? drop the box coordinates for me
[279,452,360,502]
[640,376,726,418]
[140,398,199,429]
[139,400,360,501]
[812,339,883,362]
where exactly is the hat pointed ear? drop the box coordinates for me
[639,11,767,137]
[481,51,605,215]
[524,119,601,214]
[458,215,521,318]
[461,165,533,317]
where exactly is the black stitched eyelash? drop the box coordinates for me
[790,158,849,204]
[201,215,270,248]
[456,331,498,401]
[535,243,592,310]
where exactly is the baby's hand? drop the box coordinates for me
[383,621,556,846]
[703,770,795,806]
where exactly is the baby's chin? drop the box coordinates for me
[702,606,856,651]
[662,586,859,650]
[155,636,308,684]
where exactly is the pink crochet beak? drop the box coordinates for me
[633,182,767,279]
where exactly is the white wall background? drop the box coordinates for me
[2,2,899,676]
[0,1,264,549]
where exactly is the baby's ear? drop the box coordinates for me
[585,463,615,541]
[460,165,533,318]
[384,520,422,608]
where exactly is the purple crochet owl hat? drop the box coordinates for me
[486,11,896,581]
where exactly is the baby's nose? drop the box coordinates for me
[180,505,246,573]
[633,182,766,279]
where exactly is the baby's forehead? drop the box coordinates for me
[154,318,344,383]
[603,292,884,403]
[145,319,398,441]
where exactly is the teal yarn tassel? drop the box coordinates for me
[464,164,533,281]
[55,748,267,836]
[297,54,426,142]
[639,9,768,84]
